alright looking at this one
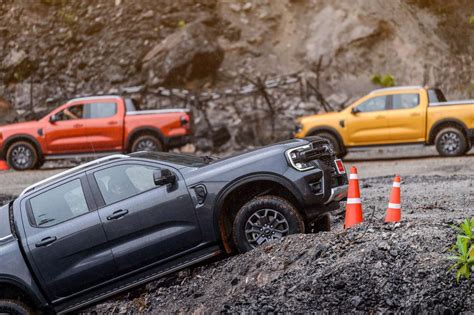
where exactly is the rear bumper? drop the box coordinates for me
[164,135,193,149]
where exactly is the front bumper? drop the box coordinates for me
[324,184,348,204]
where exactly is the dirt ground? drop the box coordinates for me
[85,147,473,313]
[0,146,472,313]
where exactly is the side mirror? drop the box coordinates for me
[153,169,176,186]
[351,107,360,115]
[49,114,59,123]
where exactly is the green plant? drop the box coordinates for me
[448,218,474,283]
[469,15,474,26]
[177,20,186,28]
[371,74,396,87]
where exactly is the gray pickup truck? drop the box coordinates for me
[0,137,347,314]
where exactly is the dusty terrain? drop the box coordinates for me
[0,147,472,313]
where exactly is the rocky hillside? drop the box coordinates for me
[0,0,473,151]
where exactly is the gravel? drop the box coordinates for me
[83,172,474,313]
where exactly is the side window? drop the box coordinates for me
[392,94,419,110]
[94,164,158,205]
[356,96,387,113]
[29,179,89,227]
[56,104,84,121]
[86,102,117,119]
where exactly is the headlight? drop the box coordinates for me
[294,122,303,134]
[285,144,316,171]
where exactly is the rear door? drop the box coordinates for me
[87,161,203,276]
[346,95,391,145]
[44,103,91,153]
[21,174,117,301]
[83,99,124,152]
[386,92,425,142]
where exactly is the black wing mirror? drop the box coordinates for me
[49,114,59,123]
[153,169,176,186]
[351,107,360,114]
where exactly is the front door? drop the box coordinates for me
[21,176,117,301]
[89,162,203,275]
[346,95,391,145]
[44,104,91,153]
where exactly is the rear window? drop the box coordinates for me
[86,102,117,118]
[428,89,447,103]
[392,94,419,109]
[29,179,89,227]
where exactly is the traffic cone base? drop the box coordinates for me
[0,160,8,171]
[385,175,401,223]
[344,166,364,229]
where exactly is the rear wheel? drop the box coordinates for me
[232,196,305,253]
[130,134,163,153]
[6,141,39,171]
[0,300,32,315]
[435,127,467,157]
[310,132,346,158]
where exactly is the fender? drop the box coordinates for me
[428,118,469,144]
[125,126,166,151]
[1,135,43,160]
[306,126,345,148]
[0,276,48,309]
[212,172,305,239]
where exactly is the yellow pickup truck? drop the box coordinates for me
[294,86,474,157]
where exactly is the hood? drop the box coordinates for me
[0,120,39,132]
[299,111,341,124]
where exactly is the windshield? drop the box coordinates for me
[130,151,209,167]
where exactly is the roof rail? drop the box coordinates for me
[369,85,424,94]
[66,95,122,104]
[20,154,129,196]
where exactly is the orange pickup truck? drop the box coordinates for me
[0,95,193,170]
[295,86,474,157]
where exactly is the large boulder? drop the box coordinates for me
[142,21,224,86]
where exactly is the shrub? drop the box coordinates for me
[371,74,396,87]
[448,218,474,282]
[469,15,474,26]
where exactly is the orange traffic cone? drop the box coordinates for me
[385,175,401,223]
[344,166,364,229]
[0,160,8,171]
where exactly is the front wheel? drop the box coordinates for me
[232,196,305,253]
[435,127,467,157]
[0,300,32,315]
[6,141,39,171]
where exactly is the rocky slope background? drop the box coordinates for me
[0,0,473,152]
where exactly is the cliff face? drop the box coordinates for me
[0,0,473,150]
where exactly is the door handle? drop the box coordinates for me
[107,121,118,125]
[35,236,57,248]
[73,124,84,128]
[410,113,421,117]
[107,209,129,220]
[375,115,385,119]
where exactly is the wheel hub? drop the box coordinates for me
[440,132,460,153]
[12,146,32,167]
[245,209,289,249]
[136,139,157,152]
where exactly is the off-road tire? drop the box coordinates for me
[6,141,39,171]
[435,127,468,157]
[130,134,163,153]
[310,132,346,158]
[0,299,32,315]
[232,196,305,253]
[307,213,331,233]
